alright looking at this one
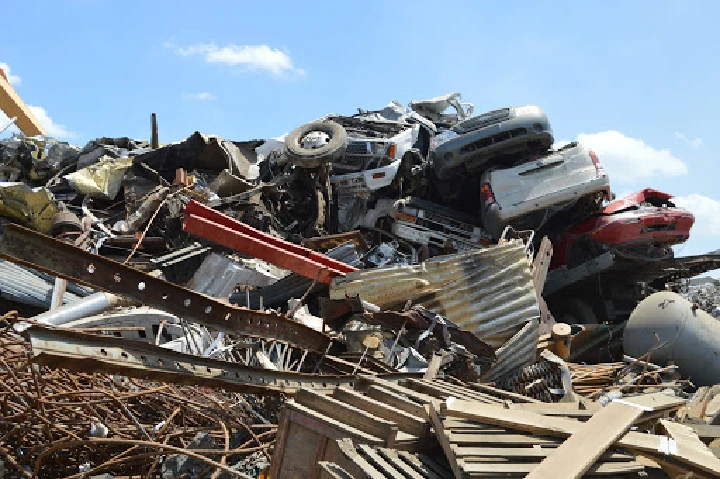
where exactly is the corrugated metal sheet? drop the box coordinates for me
[330,242,540,379]
[230,242,362,309]
[331,242,539,340]
[0,259,87,308]
[482,319,539,381]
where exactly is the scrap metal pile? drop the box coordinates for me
[1,90,720,478]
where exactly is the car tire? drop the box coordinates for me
[284,121,347,167]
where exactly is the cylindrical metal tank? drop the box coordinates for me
[624,291,720,386]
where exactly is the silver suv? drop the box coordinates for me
[431,105,554,180]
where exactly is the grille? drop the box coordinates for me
[453,108,511,134]
[345,141,369,155]
[459,128,527,154]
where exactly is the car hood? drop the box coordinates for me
[603,188,675,214]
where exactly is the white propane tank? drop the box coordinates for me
[624,291,720,386]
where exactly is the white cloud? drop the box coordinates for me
[674,131,703,149]
[673,194,720,237]
[0,105,76,139]
[575,130,688,184]
[181,91,216,101]
[165,41,305,76]
[0,61,21,86]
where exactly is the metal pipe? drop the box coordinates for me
[31,292,123,326]
[624,291,720,386]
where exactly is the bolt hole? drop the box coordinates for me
[138,282,146,291]
[114,273,121,283]
[100,349,108,356]
[205,306,212,314]
[87,264,96,274]
[162,294,168,300]
[183,299,191,307]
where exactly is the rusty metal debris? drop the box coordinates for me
[1,91,719,478]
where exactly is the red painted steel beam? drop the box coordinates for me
[182,201,358,283]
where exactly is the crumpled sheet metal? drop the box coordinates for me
[64,155,133,199]
[330,242,540,343]
[0,182,59,233]
[185,252,282,298]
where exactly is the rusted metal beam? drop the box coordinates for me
[24,324,353,395]
[0,224,331,352]
[182,200,357,283]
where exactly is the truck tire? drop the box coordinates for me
[561,298,598,325]
[285,121,347,167]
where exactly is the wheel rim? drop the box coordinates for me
[299,131,331,150]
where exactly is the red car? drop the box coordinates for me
[551,188,695,268]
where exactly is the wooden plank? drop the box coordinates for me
[459,459,645,475]
[287,402,383,445]
[333,388,427,437]
[448,432,558,446]
[296,389,398,446]
[335,438,386,479]
[423,353,443,380]
[269,407,292,478]
[660,420,718,457]
[405,378,495,403]
[450,445,634,461]
[441,398,720,477]
[397,451,452,479]
[616,393,686,412]
[322,439,367,479]
[359,376,436,405]
[427,379,504,404]
[0,68,46,136]
[463,382,542,403]
[357,444,405,477]
[428,403,462,479]
[275,421,326,478]
[413,453,455,479]
[318,461,354,479]
[376,448,426,479]
[687,424,720,440]
[366,385,427,418]
[524,401,643,479]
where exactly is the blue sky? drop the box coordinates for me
[1,0,718,270]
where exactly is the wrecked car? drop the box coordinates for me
[551,188,695,268]
[431,105,554,180]
[362,196,491,260]
[479,142,611,240]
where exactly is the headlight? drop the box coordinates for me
[513,105,543,117]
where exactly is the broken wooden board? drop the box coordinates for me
[441,396,720,478]
[524,401,643,479]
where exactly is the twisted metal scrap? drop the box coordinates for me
[0,316,279,479]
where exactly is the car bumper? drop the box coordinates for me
[432,116,553,179]
[330,160,401,193]
[587,208,695,247]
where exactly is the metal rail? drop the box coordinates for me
[25,324,352,395]
[183,200,357,283]
[0,224,331,352]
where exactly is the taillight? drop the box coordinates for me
[589,151,602,172]
[481,183,495,205]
